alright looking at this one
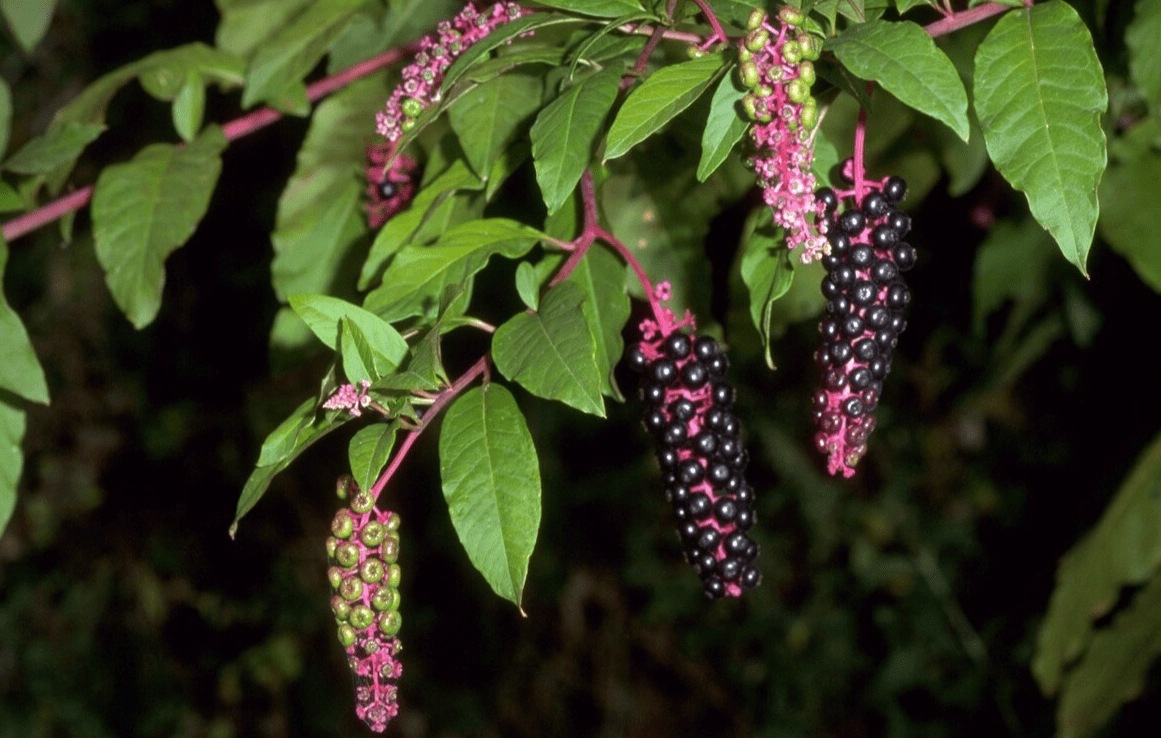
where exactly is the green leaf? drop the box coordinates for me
[447,72,544,180]
[1055,572,1161,738]
[698,71,749,182]
[1099,143,1161,294]
[0,80,11,160]
[91,126,227,328]
[565,246,629,401]
[439,383,541,609]
[1127,0,1161,112]
[0,0,56,52]
[364,218,545,322]
[492,281,604,416]
[974,1,1107,275]
[2,122,105,175]
[441,13,584,92]
[604,53,727,160]
[272,75,384,300]
[172,71,206,142]
[972,217,1055,333]
[241,0,365,109]
[827,19,970,141]
[359,158,483,289]
[1033,429,1161,695]
[530,66,621,214]
[0,241,49,404]
[531,0,644,16]
[338,318,377,383]
[515,261,540,311]
[348,422,398,499]
[461,44,566,85]
[0,393,24,539]
[214,0,313,58]
[288,294,408,368]
[136,43,246,101]
[233,398,346,536]
[740,209,796,369]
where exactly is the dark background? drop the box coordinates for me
[3,2,1160,737]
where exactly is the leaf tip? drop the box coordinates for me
[228,521,239,539]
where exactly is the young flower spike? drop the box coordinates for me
[812,164,915,477]
[626,283,761,599]
[738,8,827,262]
[327,476,403,732]
[365,141,418,228]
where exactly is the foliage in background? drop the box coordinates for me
[2,0,1161,736]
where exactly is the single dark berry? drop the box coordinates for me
[871,259,898,285]
[851,280,877,307]
[714,497,738,523]
[688,493,712,519]
[887,210,911,234]
[890,314,907,334]
[704,407,727,430]
[678,521,699,542]
[679,459,706,485]
[893,242,917,271]
[643,407,667,434]
[821,276,840,299]
[711,383,735,407]
[843,397,865,417]
[707,353,729,379]
[866,305,890,328]
[822,254,842,272]
[829,342,853,364]
[626,345,649,372]
[853,338,878,361]
[741,566,761,590]
[832,265,856,287]
[670,398,696,421]
[680,361,709,388]
[719,557,741,581]
[869,356,890,379]
[736,508,755,531]
[652,359,678,385]
[850,244,874,269]
[871,224,898,249]
[883,176,907,203]
[725,531,750,556]
[657,447,680,468]
[736,484,754,505]
[862,191,889,218]
[829,295,852,315]
[829,230,851,255]
[886,282,910,310]
[697,527,721,551]
[693,336,720,361]
[816,187,839,212]
[825,367,848,390]
[874,328,898,351]
[820,317,841,341]
[708,462,732,485]
[841,314,865,337]
[717,436,740,459]
[669,484,691,504]
[642,383,666,405]
[720,414,741,437]
[692,431,718,456]
[665,333,692,359]
[704,578,726,599]
[839,209,866,234]
[850,366,874,390]
[662,422,688,447]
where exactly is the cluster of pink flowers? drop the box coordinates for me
[738,8,828,262]
[323,379,372,417]
[374,2,529,143]
[365,141,418,228]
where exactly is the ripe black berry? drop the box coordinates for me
[871,259,898,284]
[679,459,705,484]
[862,191,889,218]
[829,230,851,255]
[378,180,397,200]
[871,224,898,249]
[893,242,916,271]
[711,383,735,407]
[883,176,907,203]
[693,336,720,362]
[887,210,911,234]
[816,187,839,213]
[680,361,709,388]
[839,209,866,234]
[851,280,877,307]
[665,333,692,359]
[627,345,649,372]
[670,398,696,421]
[652,360,677,385]
[850,244,874,269]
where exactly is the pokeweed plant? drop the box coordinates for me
[1,0,1157,734]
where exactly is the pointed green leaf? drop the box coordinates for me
[0,80,11,159]
[440,13,583,92]
[439,383,541,608]
[0,239,49,404]
[172,71,206,142]
[2,121,105,174]
[215,0,314,59]
[972,217,1054,333]
[1033,429,1161,695]
[447,72,543,179]
[364,218,544,321]
[241,0,364,109]
[136,43,246,101]
[0,394,24,539]
[515,261,540,311]
[605,53,727,161]
[827,19,969,140]
[1099,144,1161,294]
[530,66,621,214]
[0,0,56,52]
[348,422,399,498]
[233,399,346,536]
[1127,0,1161,111]
[339,318,380,383]
[698,71,749,182]
[288,294,408,374]
[92,126,227,328]
[565,246,629,400]
[272,75,385,300]
[492,281,604,416]
[531,0,644,16]
[974,1,1107,275]
[740,208,796,369]
[359,158,483,289]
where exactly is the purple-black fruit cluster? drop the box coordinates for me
[627,332,761,598]
[812,175,915,477]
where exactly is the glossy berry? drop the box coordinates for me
[883,176,907,203]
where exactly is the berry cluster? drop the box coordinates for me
[737,7,828,262]
[627,326,760,599]
[326,476,403,732]
[812,172,915,477]
[365,141,418,228]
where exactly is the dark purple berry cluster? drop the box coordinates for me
[627,333,761,599]
[812,174,915,477]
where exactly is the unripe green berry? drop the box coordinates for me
[335,541,360,569]
[787,78,810,104]
[377,610,402,637]
[327,566,344,590]
[386,563,402,589]
[385,511,401,532]
[372,586,401,612]
[747,8,766,31]
[737,47,752,62]
[745,29,768,53]
[335,475,353,500]
[755,84,773,99]
[401,98,422,117]
[401,118,417,132]
[687,45,706,59]
[800,99,819,129]
[331,510,354,538]
[779,6,804,26]
[798,33,822,61]
[351,491,374,515]
[360,557,385,584]
[782,40,802,65]
[381,533,400,563]
[338,623,357,647]
[360,520,387,547]
[325,536,339,558]
[797,61,816,87]
[339,575,364,602]
[331,596,351,622]
[350,605,375,630]
[738,61,760,89]
[742,94,760,121]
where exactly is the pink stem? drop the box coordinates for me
[2,43,419,244]
[851,85,871,204]
[369,354,490,501]
[687,0,727,46]
[923,2,1012,37]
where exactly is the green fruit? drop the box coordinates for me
[351,491,374,515]
[335,541,360,569]
[327,567,344,590]
[782,40,802,65]
[798,61,816,87]
[338,624,357,647]
[779,6,803,26]
[381,534,400,563]
[350,605,375,630]
[385,563,402,589]
[377,610,402,637]
[385,511,401,532]
[360,557,385,584]
[787,78,810,104]
[747,8,766,31]
[745,29,768,53]
[798,33,822,61]
[738,61,760,89]
[325,536,339,559]
[335,475,353,500]
[339,576,364,602]
[331,596,351,622]
[331,510,354,539]
[360,520,387,547]
[372,586,401,612]
[401,98,422,118]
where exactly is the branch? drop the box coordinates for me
[2,43,418,244]
[923,2,1012,37]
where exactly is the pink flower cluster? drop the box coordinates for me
[374,2,529,143]
[323,379,372,417]
[738,8,828,262]
[365,141,418,228]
